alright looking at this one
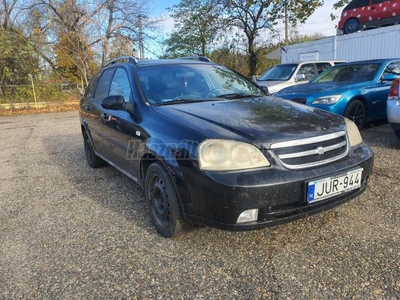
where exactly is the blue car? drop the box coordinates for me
[275,59,400,128]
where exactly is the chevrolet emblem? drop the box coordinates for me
[316,146,325,155]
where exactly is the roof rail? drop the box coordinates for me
[104,56,139,67]
[178,56,212,62]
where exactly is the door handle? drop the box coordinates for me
[101,113,111,121]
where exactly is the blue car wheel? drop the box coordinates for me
[344,18,359,34]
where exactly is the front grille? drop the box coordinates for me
[270,131,349,169]
[291,98,307,105]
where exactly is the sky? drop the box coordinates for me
[146,0,339,57]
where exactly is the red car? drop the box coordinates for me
[338,0,400,34]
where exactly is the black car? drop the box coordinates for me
[79,56,374,238]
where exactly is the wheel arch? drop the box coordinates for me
[81,124,86,136]
[80,118,90,137]
[139,145,183,191]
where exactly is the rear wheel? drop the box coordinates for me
[345,100,366,129]
[83,131,107,168]
[145,162,187,238]
[344,18,359,34]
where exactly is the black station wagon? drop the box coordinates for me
[79,56,374,238]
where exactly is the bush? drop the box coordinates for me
[0,84,80,105]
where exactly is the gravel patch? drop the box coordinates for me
[1,112,399,299]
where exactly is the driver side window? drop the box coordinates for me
[109,68,132,102]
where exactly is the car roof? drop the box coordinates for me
[336,58,400,65]
[103,56,216,69]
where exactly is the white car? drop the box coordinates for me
[387,78,400,140]
[256,60,344,94]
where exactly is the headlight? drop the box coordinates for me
[345,118,363,147]
[312,95,342,105]
[198,140,270,171]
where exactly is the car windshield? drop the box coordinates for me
[136,63,265,105]
[312,63,381,83]
[257,64,297,81]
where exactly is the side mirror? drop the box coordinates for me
[382,74,397,82]
[101,95,126,110]
[296,74,306,81]
[260,85,269,94]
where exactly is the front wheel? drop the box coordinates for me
[344,18,359,34]
[345,100,366,129]
[145,162,187,238]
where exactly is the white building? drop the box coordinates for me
[280,25,400,63]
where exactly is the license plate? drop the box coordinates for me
[307,168,363,203]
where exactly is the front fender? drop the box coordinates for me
[141,138,197,187]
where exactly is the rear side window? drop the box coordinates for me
[383,61,400,77]
[94,68,115,100]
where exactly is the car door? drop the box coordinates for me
[370,0,391,21]
[99,67,141,181]
[81,72,108,153]
[86,68,115,157]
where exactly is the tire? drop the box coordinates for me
[344,18,359,34]
[145,162,187,238]
[83,131,107,168]
[345,100,366,129]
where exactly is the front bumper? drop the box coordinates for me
[178,143,374,231]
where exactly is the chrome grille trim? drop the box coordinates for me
[270,131,346,149]
[270,131,349,169]
[278,140,347,159]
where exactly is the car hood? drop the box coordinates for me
[276,81,364,97]
[152,97,346,147]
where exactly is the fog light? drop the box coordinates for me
[236,209,259,224]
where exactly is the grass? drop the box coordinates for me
[0,100,80,116]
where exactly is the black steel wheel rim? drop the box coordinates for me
[348,104,365,128]
[148,175,171,228]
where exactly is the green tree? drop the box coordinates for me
[164,0,224,57]
[0,0,39,87]
[0,29,39,99]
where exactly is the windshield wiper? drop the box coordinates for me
[213,93,262,99]
[153,98,206,106]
